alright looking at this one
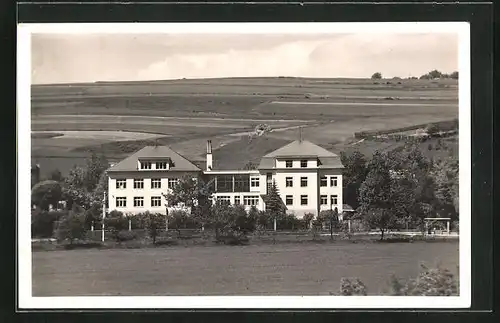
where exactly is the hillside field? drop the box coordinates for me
[30,77,458,177]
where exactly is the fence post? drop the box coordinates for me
[273,218,277,232]
[348,220,351,233]
[91,221,94,232]
[446,220,450,235]
[128,219,132,231]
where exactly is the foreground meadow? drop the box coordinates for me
[32,241,459,296]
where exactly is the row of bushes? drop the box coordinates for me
[354,119,458,139]
[335,264,458,296]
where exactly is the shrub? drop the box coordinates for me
[105,215,130,241]
[216,230,250,245]
[63,242,102,250]
[32,210,67,238]
[154,239,179,246]
[371,72,382,80]
[116,230,137,242]
[31,180,63,211]
[55,208,87,244]
[339,278,368,296]
[391,265,458,296]
[303,213,314,230]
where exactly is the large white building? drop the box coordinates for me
[106,139,344,218]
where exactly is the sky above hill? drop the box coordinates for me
[31,33,458,84]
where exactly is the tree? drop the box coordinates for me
[303,213,314,230]
[164,175,214,210]
[63,153,109,210]
[341,151,369,209]
[104,211,128,241]
[32,209,67,238]
[371,72,382,79]
[84,153,109,192]
[48,169,64,182]
[427,70,443,79]
[450,71,459,79]
[264,180,285,219]
[141,212,163,244]
[233,204,256,234]
[166,210,193,237]
[55,205,87,244]
[358,152,397,240]
[431,158,459,220]
[31,180,63,211]
[384,145,437,230]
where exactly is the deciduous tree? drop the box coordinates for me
[358,152,397,240]
[55,205,87,244]
[31,180,63,211]
[341,151,369,209]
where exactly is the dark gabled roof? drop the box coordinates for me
[107,146,201,172]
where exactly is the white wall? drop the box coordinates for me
[107,171,199,215]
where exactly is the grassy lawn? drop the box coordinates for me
[32,241,459,296]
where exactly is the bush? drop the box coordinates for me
[154,239,179,246]
[55,208,87,244]
[371,72,382,80]
[391,265,458,296]
[116,230,137,242]
[32,210,67,238]
[63,241,103,250]
[216,230,250,245]
[332,265,458,296]
[339,278,368,296]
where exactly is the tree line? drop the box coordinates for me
[341,143,458,239]
[371,70,459,80]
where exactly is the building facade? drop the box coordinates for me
[106,139,344,218]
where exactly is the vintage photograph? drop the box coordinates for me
[19,23,469,308]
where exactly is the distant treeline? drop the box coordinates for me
[354,119,458,140]
[372,70,458,80]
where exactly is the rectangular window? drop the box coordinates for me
[300,160,308,168]
[140,161,152,170]
[300,177,308,187]
[285,160,293,168]
[216,175,233,193]
[250,177,260,187]
[217,196,231,205]
[285,195,293,206]
[331,195,338,205]
[234,196,241,205]
[243,196,259,206]
[301,195,308,206]
[116,179,127,189]
[330,176,338,187]
[320,195,328,205]
[151,196,162,207]
[234,175,250,192]
[168,178,178,189]
[151,178,161,189]
[115,197,127,208]
[156,162,168,169]
[134,179,144,189]
[286,177,293,187]
[320,176,327,187]
[134,197,144,207]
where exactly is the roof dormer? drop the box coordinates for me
[137,157,173,170]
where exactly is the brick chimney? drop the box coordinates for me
[206,140,213,171]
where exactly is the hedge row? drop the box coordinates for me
[354,119,458,139]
